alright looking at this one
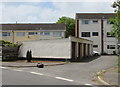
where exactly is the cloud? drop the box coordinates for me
[1,2,115,23]
[1,0,115,2]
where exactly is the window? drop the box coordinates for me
[28,32,37,35]
[107,45,116,49]
[40,32,43,35]
[93,20,98,23]
[2,32,10,36]
[44,32,50,35]
[93,45,98,48]
[92,32,98,36]
[107,32,115,37]
[81,32,90,37]
[82,20,89,24]
[107,20,114,24]
[16,32,25,37]
[53,32,62,37]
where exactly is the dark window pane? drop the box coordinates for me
[107,32,115,37]
[93,45,98,48]
[82,20,89,24]
[81,32,90,37]
[93,20,98,23]
[92,32,98,36]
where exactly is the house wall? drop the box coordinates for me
[1,30,66,43]
[2,30,39,43]
[103,19,118,54]
[78,18,118,54]
[78,19,101,53]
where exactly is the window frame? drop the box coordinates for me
[44,32,50,36]
[81,32,90,37]
[107,45,116,49]
[92,32,99,36]
[93,45,98,48]
[107,32,115,37]
[82,20,89,24]
[2,32,10,37]
[16,32,25,37]
[28,32,37,35]
[92,20,98,23]
[53,32,62,37]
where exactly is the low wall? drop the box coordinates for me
[2,46,18,60]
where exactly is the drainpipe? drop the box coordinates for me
[101,16,104,54]
[12,30,14,43]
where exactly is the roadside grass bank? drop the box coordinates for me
[118,55,120,73]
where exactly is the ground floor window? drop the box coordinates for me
[53,32,62,37]
[107,45,116,49]
[93,45,98,48]
[16,32,25,37]
[28,32,37,35]
[2,32,10,36]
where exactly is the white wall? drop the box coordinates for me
[79,19,101,53]
[78,19,118,54]
[103,19,118,54]
[18,39,71,59]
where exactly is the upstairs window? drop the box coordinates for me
[81,32,90,37]
[107,32,115,37]
[53,32,62,37]
[107,45,115,49]
[28,32,37,35]
[93,20,98,23]
[44,32,50,35]
[82,20,89,24]
[40,32,43,35]
[16,32,25,37]
[107,20,114,24]
[2,32,10,36]
[92,32,98,36]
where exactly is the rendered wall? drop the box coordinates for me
[18,39,71,59]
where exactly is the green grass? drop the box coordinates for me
[118,55,120,73]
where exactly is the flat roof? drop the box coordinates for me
[76,13,115,19]
[1,23,66,31]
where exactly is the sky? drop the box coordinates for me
[0,0,116,23]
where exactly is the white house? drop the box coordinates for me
[75,13,118,54]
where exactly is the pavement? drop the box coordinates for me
[1,61,68,68]
[98,66,119,86]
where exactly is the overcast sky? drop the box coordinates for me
[0,0,116,23]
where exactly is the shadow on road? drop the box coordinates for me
[80,56,101,63]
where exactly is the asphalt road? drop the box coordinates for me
[1,56,118,85]
[2,69,80,85]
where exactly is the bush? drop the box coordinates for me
[1,40,17,47]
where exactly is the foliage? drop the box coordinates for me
[109,12,120,38]
[110,0,120,39]
[56,16,75,38]
[0,40,17,47]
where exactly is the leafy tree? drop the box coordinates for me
[110,0,120,39]
[56,16,75,38]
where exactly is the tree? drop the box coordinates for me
[110,0,120,39]
[26,50,32,62]
[56,16,75,38]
